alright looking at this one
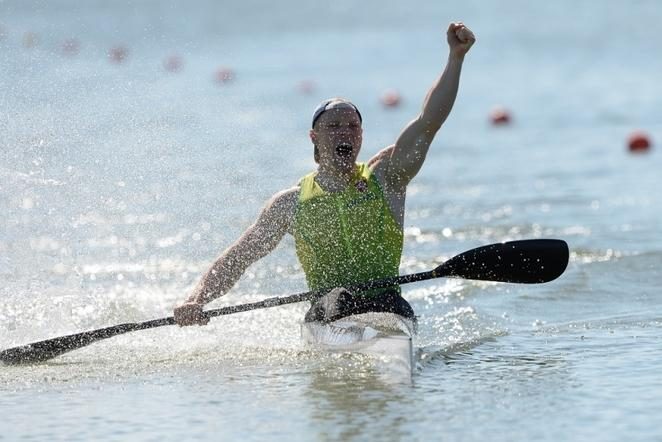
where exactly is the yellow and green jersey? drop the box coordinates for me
[293,163,403,296]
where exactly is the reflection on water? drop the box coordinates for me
[306,358,415,441]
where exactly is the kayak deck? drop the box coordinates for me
[301,312,415,375]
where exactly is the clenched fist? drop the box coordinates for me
[447,22,476,58]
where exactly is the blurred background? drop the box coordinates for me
[1,1,661,441]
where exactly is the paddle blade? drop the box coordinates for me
[1,325,127,365]
[433,239,569,283]
[0,317,174,365]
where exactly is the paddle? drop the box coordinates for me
[0,238,568,365]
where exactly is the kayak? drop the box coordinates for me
[301,312,415,376]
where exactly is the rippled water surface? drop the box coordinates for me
[1,0,661,441]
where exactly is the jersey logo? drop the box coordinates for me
[355,178,368,193]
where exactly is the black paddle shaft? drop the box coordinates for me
[0,239,569,365]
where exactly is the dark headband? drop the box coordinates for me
[311,98,362,129]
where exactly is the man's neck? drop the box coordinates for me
[315,163,357,193]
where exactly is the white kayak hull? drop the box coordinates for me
[301,312,415,375]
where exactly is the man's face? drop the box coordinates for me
[310,106,363,171]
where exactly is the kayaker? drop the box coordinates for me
[174,22,475,326]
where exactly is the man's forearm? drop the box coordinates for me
[187,245,254,304]
[420,54,464,133]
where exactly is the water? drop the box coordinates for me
[1,0,661,440]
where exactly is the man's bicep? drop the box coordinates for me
[243,189,297,257]
[384,118,434,183]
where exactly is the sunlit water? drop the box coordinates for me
[1,0,661,441]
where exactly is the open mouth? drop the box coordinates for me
[335,142,353,158]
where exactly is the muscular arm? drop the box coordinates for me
[174,187,298,325]
[372,23,475,188]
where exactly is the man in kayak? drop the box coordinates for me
[174,22,475,326]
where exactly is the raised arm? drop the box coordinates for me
[373,22,475,187]
[174,187,298,325]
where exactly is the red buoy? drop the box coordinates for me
[215,67,235,84]
[627,131,652,153]
[297,80,315,95]
[381,89,401,108]
[490,107,512,125]
[108,46,128,64]
[163,55,183,72]
[61,38,80,56]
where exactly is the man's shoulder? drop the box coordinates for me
[365,146,407,193]
[267,186,300,213]
[367,145,395,170]
[273,185,300,201]
[371,145,416,194]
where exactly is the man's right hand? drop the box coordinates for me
[174,302,210,326]
[447,22,475,59]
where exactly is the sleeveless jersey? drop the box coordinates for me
[293,163,403,296]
